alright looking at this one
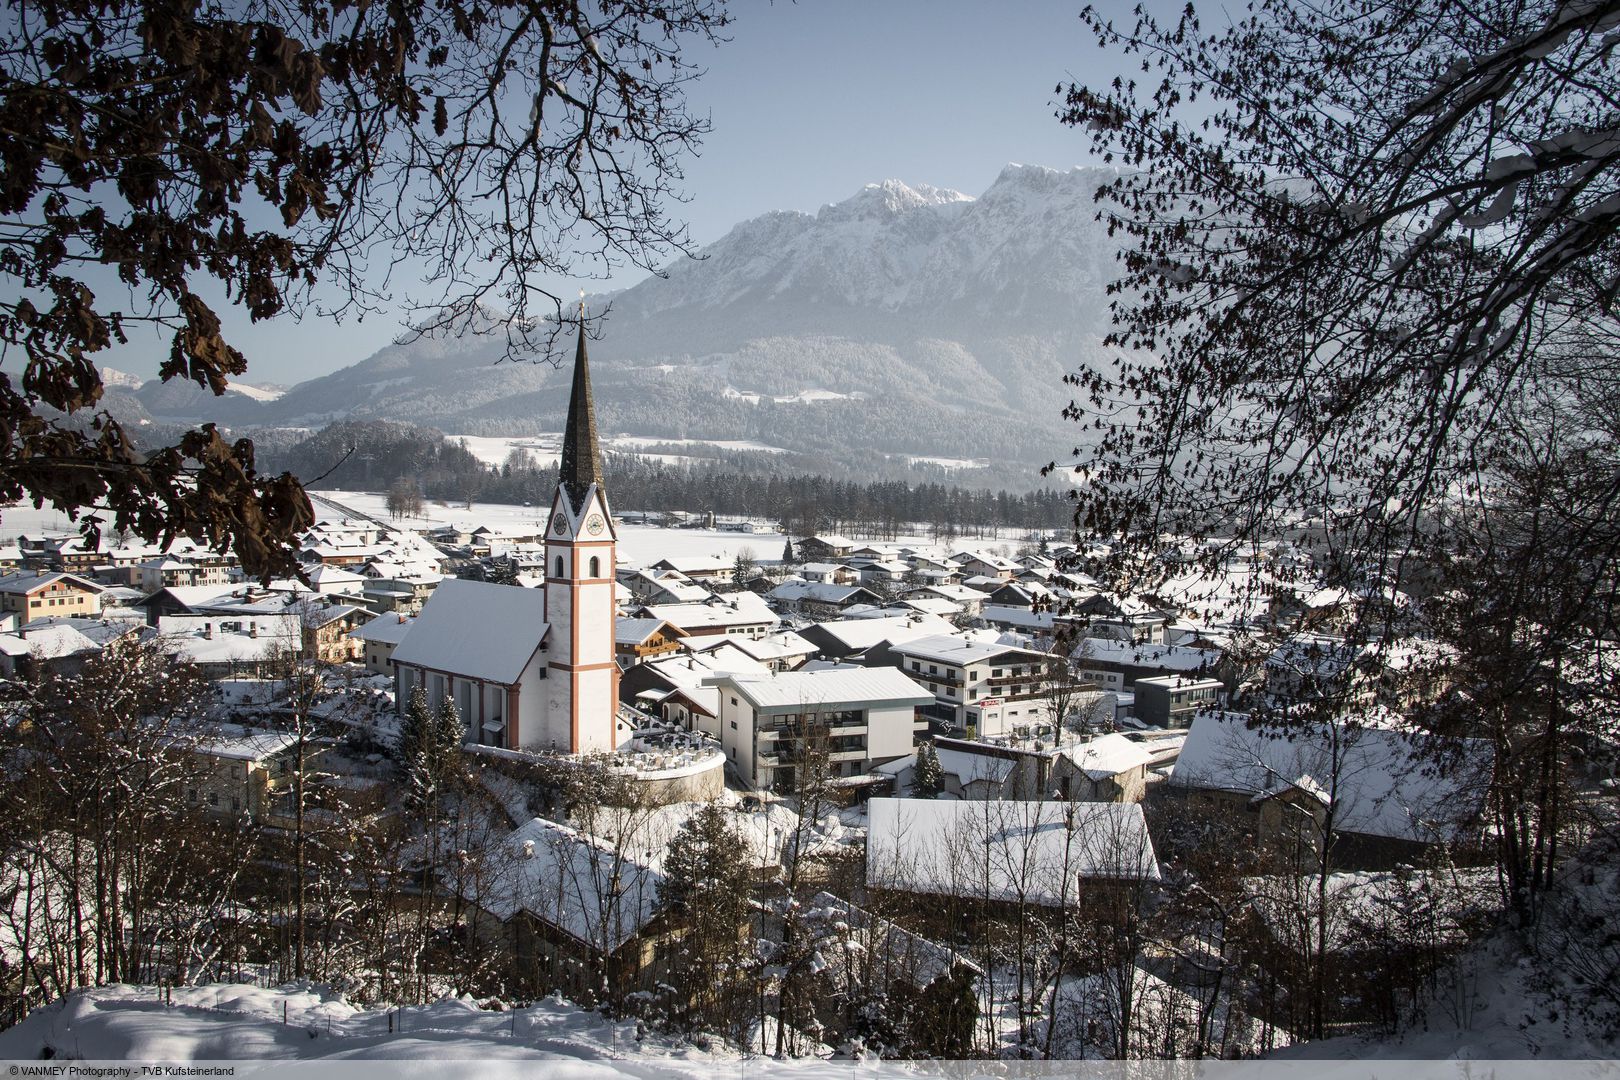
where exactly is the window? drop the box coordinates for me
[730,696,738,705]
[554,556,564,578]
[992,668,1003,678]
[911,661,921,672]
[208,792,219,806]
[589,556,600,577]
[928,664,938,674]
[730,720,737,730]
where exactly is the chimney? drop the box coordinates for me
[204,623,213,639]
[250,622,259,639]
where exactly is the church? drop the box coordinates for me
[389,319,621,755]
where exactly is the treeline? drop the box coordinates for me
[260,420,1076,538]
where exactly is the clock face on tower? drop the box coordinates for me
[552,513,568,536]
[585,514,605,536]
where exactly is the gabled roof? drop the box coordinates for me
[348,613,415,645]
[467,816,662,950]
[1171,709,1491,843]
[1060,733,1155,780]
[890,632,1046,667]
[867,798,1160,905]
[0,571,104,596]
[390,578,548,685]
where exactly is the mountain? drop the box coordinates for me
[140,164,1130,481]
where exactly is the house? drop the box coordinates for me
[1058,733,1155,802]
[300,603,368,664]
[796,561,858,585]
[615,617,687,667]
[649,555,734,585]
[617,567,711,606]
[137,557,231,593]
[640,593,778,640]
[180,725,302,822]
[887,633,1059,737]
[952,552,1019,581]
[795,535,856,561]
[685,628,816,672]
[1132,676,1224,727]
[703,666,933,791]
[904,584,985,617]
[794,612,957,663]
[866,797,1160,908]
[766,580,884,620]
[926,732,1150,804]
[464,816,676,1001]
[1070,592,1172,643]
[0,571,103,620]
[348,613,415,676]
[1167,709,1492,868]
[158,613,302,677]
[617,643,772,722]
[1072,637,1222,694]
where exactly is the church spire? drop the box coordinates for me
[558,302,605,512]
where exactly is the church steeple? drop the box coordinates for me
[558,309,605,513]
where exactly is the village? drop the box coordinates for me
[0,327,1532,1060]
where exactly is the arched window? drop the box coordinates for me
[589,556,600,578]
[554,555,564,579]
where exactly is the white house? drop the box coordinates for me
[703,666,933,791]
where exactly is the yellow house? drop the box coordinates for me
[0,571,104,620]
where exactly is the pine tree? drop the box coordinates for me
[911,742,944,799]
[659,802,754,1032]
[398,686,437,813]
[432,697,464,792]
[781,538,797,565]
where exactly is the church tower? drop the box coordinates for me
[541,314,620,754]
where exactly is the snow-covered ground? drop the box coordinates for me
[304,489,1035,569]
[0,983,752,1071]
[445,433,790,470]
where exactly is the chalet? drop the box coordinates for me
[686,628,816,672]
[137,557,231,593]
[904,584,985,616]
[925,732,1150,804]
[795,534,856,561]
[0,571,103,620]
[301,604,368,664]
[952,552,1019,581]
[649,555,734,585]
[639,594,778,640]
[1070,592,1172,643]
[615,617,687,667]
[796,561,858,585]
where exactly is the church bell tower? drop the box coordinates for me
[540,310,620,754]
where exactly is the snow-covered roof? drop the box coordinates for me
[1060,733,1155,780]
[933,744,1017,786]
[642,594,777,631]
[347,613,415,645]
[806,891,981,988]
[615,617,679,646]
[715,666,933,713]
[687,628,815,663]
[800,613,957,653]
[867,798,1160,905]
[0,570,103,596]
[1170,710,1491,843]
[890,632,1046,667]
[467,816,663,950]
[1075,637,1220,673]
[767,581,875,604]
[390,578,548,685]
[188,724,300,762]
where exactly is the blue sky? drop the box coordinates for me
[103,0,1141,386]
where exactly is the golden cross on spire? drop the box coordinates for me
[578,288,585,322]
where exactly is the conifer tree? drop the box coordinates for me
[659,802,754,1032]
[433,698,465,793]
[911,742,945,799]
[398,686,437,814]
[781,538,797,565]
